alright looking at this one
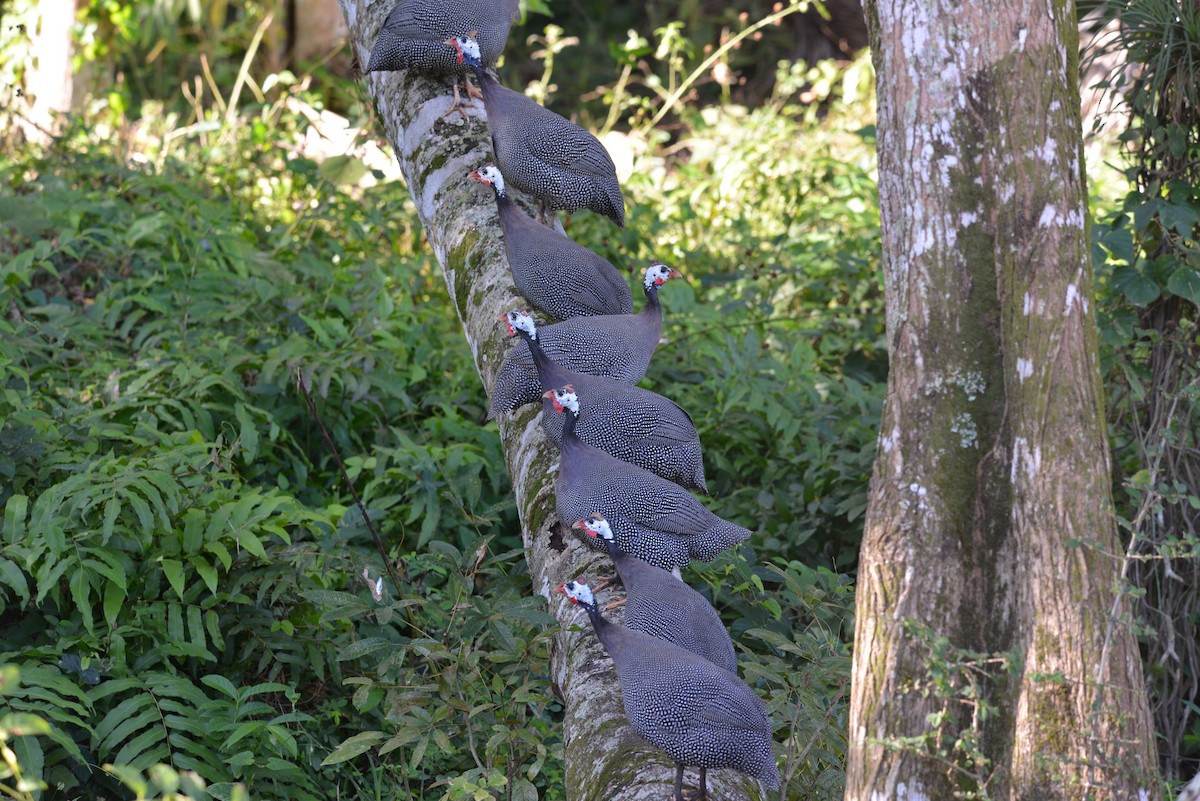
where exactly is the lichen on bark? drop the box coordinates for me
[847,0,1159,798]
[334,2,769,798]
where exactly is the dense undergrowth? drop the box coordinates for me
[0,16,876,797]
[2,0,1196,795]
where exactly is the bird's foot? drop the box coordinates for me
[440,79,472,122]
[465,74,484,100]
[535,199,559,227]
[603,595,627,611]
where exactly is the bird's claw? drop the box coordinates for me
[440,78,473,121]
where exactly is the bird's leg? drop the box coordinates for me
[602,595,627,612]
[674,764,686,801]
[680,767,707,801]
[536,198,559,227]
[593,573,623,592]
[464,72,484,100]
[440,77,472,121]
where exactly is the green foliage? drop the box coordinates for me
[0,97,520,795]
[726,562,853,798]
[1086,0,1200,784]
[0,664,53,801]
[0,5,878,798]
[573,53,883,570]
[873,620,1021,801]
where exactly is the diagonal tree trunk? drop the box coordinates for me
[335,3,764,799]
[846,0,1160,798]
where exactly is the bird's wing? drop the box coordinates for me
[623,481,714,536]
[520,108,616,177]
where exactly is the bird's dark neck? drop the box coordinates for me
[604,536,626,560]
[492,184,512,210]
[642,284,662,313]
[582,601,613,641]
[471,63,499,96]
[516,328,551,382]
[561,407,580,443]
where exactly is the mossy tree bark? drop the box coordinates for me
[846,0,1160,798]
[336,2,764,799]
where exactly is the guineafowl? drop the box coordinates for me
[447,35,625,226]
[366,0,519,112]
[470,165,632,319]
[576,514,735,672]
[502,310,706,492]
[558,579,779,800]
[548,385,750,570]
[488,261,681,419]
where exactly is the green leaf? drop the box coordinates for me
[1110,265,1160,305]
[511,778,538,801]
[125,213,170,246]
[318,156,369,186]
[321,731,386,765]
[236,528,267,560]
[0,557,30,605]
[1166,267,1200,305]
[69,565,94,633]
[1100,227,1135,264]
[102,498,122,541]
[1,711,53,736]
[234,403,259,463]
[3,494,27,543]
[191,555,218,594]
[103,579,126,626]
[201,674,238,700]
[162,559,186,600]
[336,638,395,661]
[1159,202,1198,237]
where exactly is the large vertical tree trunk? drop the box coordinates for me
[335,3,764,799]
[846,0,1159,798]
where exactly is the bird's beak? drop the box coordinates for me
[468,169,482,182]
[444,37,464,63]
[542,389,565,413]
[572,519,586,530]
[667,268,683,279]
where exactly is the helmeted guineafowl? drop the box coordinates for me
[576,514,735,672]
[488,261,681,419]
[558,579,779,800]
[470,166,632,320]
[548,385,750,570]
[365,0,519,111]
[446,35,626,227]
[503,310,706,492]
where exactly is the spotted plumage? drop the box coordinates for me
[470,166,632,320]
[502,310,706,491]
[576,515,735,672]
[365,0,518,75]
[558,579,779,799]
[487,262,681,419]
[448,36,625,226]
[548,386,750,570]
